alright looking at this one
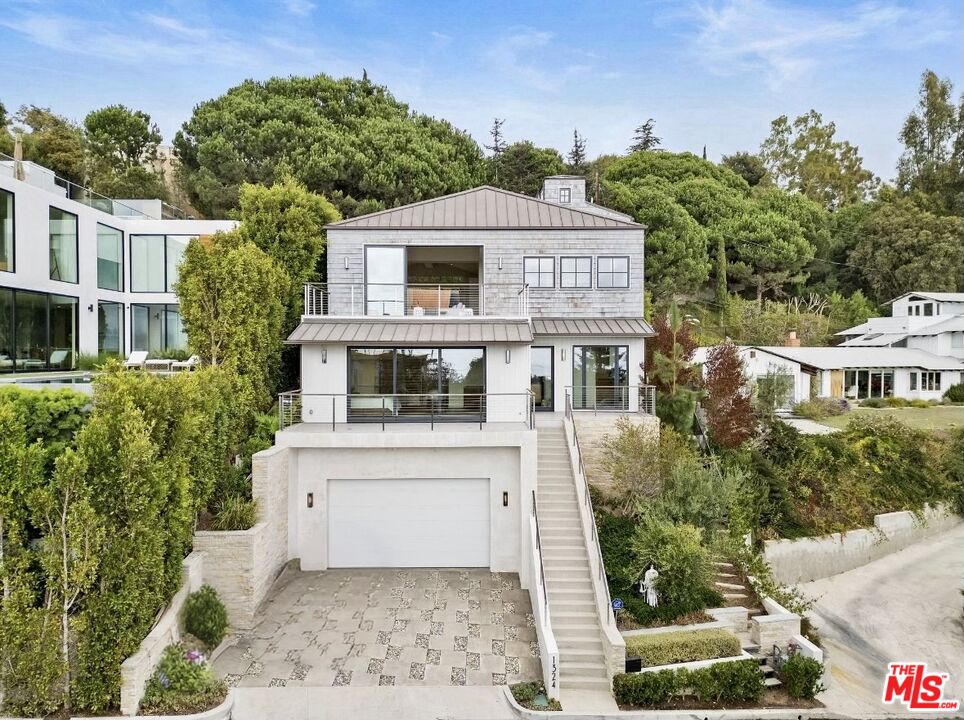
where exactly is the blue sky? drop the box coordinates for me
[0,0,959,181]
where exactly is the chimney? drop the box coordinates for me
[784,330,801,347]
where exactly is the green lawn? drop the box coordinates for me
[818,405,964,432]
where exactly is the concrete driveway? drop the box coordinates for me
[800,524,964,716]
[214,568,542,689]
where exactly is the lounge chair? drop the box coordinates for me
[145,357,174,372]
[171,354,200,372]
[123,350,149,369]
[49,349,70,369]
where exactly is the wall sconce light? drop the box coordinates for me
[561,348,566,361]
[344,256,349,270]
[502,491,509,507]
[505,348,511,364]
[306,492,314,508]
[321,348,327,363]
[498,256,503,270]
[87,304,94,312]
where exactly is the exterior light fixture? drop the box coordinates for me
[321,348,327,363]
[505,348,511,364]
[561,348,566,361]
[306,492,314,508]
[87,304,94,312]
[498,256,503,270]
[502,491,509,507]
[344,256,349,270]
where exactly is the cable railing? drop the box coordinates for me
[303,282,531,318]
[565,390,614,626]
[278,390,535,431]
[565,384,657,415]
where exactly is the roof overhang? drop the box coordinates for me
[286,317,534,345]
[532,318,654,337]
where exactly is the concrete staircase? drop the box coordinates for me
[536,423,611,692]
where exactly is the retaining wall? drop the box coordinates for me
[763,506,960,584]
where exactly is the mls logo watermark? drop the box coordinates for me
[883,663,960,712]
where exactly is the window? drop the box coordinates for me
[49,207,78,283]
[920,371,941,391]
[559,187,571,203]
[0,287,77,372]
[98,301,124,356]
[952,332,964,349]
[910,372,918,391]
[97,224,123,291]
[597,256,629,288]
[0,189,12,273]
[348,346,486,421]
[923,303,933,316]
[845,369,894,399]
[132,303,187,352]
[572,345,629,409]
[524,257,555,288]
[560,257,592,288]
[131,235,195,292]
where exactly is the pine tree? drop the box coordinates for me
[485,118,507,183]
[567,129,587,174]
[715,233,728,310]
[628,118,661,153]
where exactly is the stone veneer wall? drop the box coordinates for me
[763,506,960,584]
[193,445,290,628]
[119,553,203,716]
[574,414,660,493]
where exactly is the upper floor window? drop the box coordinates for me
[97,224,123,291]
[0,189,12,273]
[49,207,78,283]
[560,256,591,288]
[923,303,934,316]
[524,256,555,288]
[597,256,629,288]
[131,235,195,292]
[559,187,571,203]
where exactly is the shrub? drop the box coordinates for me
[630,517,716,613]
[910,398,933,408]
[510,681,538,704]
[77,351,122,370]
[859,397,886,408]
[624,629,741,667]
[184,586,229,650]
[141,644,225,715]
[211,495,258,531]
[944,383,964,403]
[613,659,764,707]
[793,397,847,420]
[884,396,909,407]
[780,654,825,699]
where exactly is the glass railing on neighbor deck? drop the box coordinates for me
[278,390,535,430]
[303,282,531,318]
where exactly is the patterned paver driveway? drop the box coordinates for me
[214,568,542,688]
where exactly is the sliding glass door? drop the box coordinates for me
[349,346,485,421]
[572,345,629,409]
[531,346,554,411]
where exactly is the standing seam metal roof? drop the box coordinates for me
[286,319,534,344]
[327,186,643,229]
[531,318,654,336]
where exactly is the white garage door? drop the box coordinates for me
[328,478,490,568]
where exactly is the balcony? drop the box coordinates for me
[303,282,530,318]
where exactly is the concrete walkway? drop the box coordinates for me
[781,416,839,435]
[800,524,964,717]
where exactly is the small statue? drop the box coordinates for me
[640,564,659,607]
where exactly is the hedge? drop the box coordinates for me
[624,628,741,667]
[613,659,765,706]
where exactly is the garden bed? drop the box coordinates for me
[616,687,823,711]
[624,628,742,667]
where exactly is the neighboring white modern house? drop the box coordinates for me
[695,344,964,406]
[837,291,964,360]
[270,176,654,694]
[0,157,235,372]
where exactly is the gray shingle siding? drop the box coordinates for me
[325,228,645,318]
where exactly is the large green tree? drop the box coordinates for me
[488,140,566,195]
[721,151,768,187]
[760,110,878,209]
[84,105,166,201]
[174,74,484,218]
[896,70,964,216]
[721,210,813,300]
[848,196,964,303]
[12,106,86,184]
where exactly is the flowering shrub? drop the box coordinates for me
[140,644,225,714]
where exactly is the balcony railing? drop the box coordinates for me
[565,384,657,414]
[278,390,535,430]
[303,282,530,318]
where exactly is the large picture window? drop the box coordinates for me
[0,287,77,372]
[0,189,12,273]
[524,257,554,288]
[844,369,894,399]
[98,301,124,356]
[131,235,195,292]
[49,207,78,283]
[560,257,592,288]
[572,345,629,409]
[132,303,187,352]
[97,223,123,291]
[349,346,486,421]
[597,256,629,288]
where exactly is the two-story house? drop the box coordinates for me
[272,176,653,695]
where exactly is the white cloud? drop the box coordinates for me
[484,27,598,93]
[430,31,452,48]
[283,0,316,17]
[684,0,952,89]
